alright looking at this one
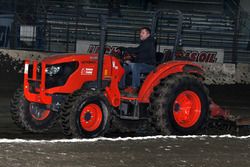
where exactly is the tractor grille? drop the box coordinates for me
[28,63,42,79]
[45,62,79,89]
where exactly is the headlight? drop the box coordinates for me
[45,65,61,76]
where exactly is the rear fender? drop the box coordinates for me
[138,61,204,103]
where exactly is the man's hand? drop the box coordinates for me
[123,54,132,60]
[114,47,127,59]
[123,53,136,61]
[116,47,126,53]
[116,47,136,62]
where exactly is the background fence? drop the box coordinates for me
[1,0,250,63]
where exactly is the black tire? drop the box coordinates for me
[10,87,58,133]
[60,90,111,138]
[149,74,209,135]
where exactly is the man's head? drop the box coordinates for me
[139,27,151,41]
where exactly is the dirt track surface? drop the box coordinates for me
[0,137,249,167]
[0,82,250,166]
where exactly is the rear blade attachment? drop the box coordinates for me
[207,100,250,135]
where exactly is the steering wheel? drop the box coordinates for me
[113,47,136,65]
[112,47,129,65]
[114,47,126,59]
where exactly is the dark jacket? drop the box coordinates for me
[126,36,156,65]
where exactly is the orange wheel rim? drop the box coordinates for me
[173,90,201,128]
[80,104,103,132]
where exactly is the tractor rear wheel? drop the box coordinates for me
[10,87,58,133]
[60,90,111,138]
[149,74,209,135]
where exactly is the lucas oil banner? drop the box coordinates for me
[76,40,224,63]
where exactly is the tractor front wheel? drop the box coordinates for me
[10,88,58,133]
[60,90,111,138]
[149,74,209,135]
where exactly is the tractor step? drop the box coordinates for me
[119,101,140,120]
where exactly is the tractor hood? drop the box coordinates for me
[41,53,98,65]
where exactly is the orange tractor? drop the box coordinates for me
[10,10,249,138]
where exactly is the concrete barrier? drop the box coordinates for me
[200,63,250,85]
[0,49,50,73]
[0,49,250,85]
[236,64,250,84]
[0,49,49,61]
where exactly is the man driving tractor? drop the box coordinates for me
[11,10,250,138]
[120,27,156,94]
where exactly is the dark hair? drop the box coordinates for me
[140,27,151,34]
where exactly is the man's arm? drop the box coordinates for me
[126,45,142,54]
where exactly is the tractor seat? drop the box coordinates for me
[155,51,172,65]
